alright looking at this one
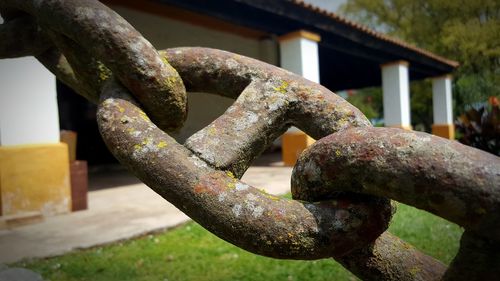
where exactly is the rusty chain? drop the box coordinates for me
[1,1,499,280]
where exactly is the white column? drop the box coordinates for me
[432,75,453,124]
[279,30,320,83]
[381,60,411,130]
[0,57,60,145]
[278,30,320,166]
[432,75,454,139]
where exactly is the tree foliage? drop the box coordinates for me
[346,90,380,121]
[346,82,436,131]
[340,0,500,119]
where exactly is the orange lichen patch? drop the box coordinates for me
[194,173,229,195]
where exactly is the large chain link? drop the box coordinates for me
[0,0,186,131]
[1,1,499,280]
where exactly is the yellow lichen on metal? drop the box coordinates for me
[273,81,289,94]
[157,141,167,148]
[97,61,111,81]
[137,110,150,122]
[225,171,236,179]
[208,127,217,136]
[161,56,170,66]
[165,76,178,87]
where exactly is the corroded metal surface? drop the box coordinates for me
[0,16,49,58]
[442,231,500,281]
[2,1,499,280]
[337,232,447,281]
[161,47,370,177]
[97,81,392,259]
[292,127,500,279]
[291,127,500,240]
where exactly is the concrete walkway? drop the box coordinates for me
[0,166,292,264]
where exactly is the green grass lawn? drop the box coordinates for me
[15,203,463,281]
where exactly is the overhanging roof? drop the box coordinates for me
[122,0,460,91]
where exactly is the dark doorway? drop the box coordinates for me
[57,81,117,166]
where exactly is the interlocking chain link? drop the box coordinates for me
[1,1,499,280]
[292,127,500,280]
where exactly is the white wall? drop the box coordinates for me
[0,57,59,146]
[111,6,277,62]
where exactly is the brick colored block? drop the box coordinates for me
[70,160,88,212]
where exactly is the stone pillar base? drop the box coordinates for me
[432,124,455,140]
[282,131,315,166]
[0,143,71,217]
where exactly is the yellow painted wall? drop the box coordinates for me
[432,124,455,140]
[282,132,315,166]
[0,143,71,217]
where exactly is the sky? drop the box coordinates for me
[301,0,346,12]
